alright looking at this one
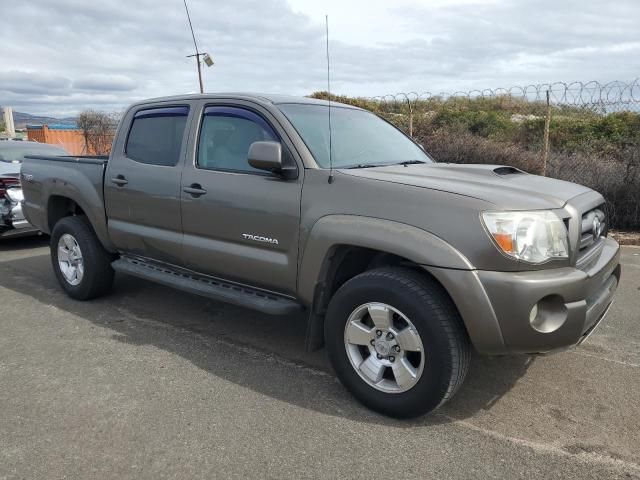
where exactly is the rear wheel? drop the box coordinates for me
[325,267,470,418]
[51,216,114,300]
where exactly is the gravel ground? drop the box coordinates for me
[1,237,639,479]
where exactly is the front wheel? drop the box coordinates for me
[325,267,470,418]
[51,215,114,300]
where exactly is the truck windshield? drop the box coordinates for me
[278,103,433,169]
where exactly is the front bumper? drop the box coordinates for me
[428,236,620,355]
[480,237,620,354]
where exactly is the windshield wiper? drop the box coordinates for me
[394,160,427,166]
[345,160,427,169]
[345,163,385,169]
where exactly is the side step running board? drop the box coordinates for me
[112,257,301,316]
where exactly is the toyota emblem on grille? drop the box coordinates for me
[592,216,602,241]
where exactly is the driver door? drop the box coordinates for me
[180,104,303,295]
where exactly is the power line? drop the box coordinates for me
[183,0,199,55]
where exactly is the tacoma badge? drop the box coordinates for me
[242,234,279,245]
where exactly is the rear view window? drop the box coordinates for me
[126,106,189,166]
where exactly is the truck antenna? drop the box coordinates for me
[326,14,334,184]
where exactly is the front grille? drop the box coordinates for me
[578,205,606,255]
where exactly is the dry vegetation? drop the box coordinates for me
[312,92,640,231]
[77,110,118,156]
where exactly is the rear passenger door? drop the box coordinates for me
[180,102,303,295]
[105,105,191,265]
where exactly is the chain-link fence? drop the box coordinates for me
[312,78,640,230]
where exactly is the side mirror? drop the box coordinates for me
[248,141,282,173]
[248,141,297,179]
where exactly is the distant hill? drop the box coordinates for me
[10,111,77,129]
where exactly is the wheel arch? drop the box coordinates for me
[47,195,86,231]
[299,215,475,351]
[298,215,473,306]
[45,193,114,252]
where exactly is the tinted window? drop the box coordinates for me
[197,106,278,173]
[278,104,432,168]
[126,106,189,166]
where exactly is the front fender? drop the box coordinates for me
[297,214,506,354]
[297,215,473,304]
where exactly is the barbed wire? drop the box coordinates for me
[368,78,640,113]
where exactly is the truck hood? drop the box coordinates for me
[340,163,592,210]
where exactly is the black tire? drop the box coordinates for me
[325,267,470,418]
[50,215,114,300]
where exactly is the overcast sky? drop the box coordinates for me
[1,0,638,117]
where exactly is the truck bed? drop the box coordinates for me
[20,154,111,247]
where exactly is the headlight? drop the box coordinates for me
[481,210,569,264]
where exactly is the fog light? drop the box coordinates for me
[529,295,568,333]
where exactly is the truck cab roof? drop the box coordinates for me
[129,93,362,110]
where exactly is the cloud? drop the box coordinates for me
[0,71,72,95]
[0,0,637,116]
[73,75,137,92]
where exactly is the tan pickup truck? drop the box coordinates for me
[21,93,621,417]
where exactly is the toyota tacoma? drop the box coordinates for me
[21,94,621,418]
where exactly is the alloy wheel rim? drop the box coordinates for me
[57,233,84,286]
[343,302,425,393]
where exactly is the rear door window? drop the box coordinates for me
[126,106,189,166]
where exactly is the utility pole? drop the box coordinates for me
[196,54,203,93]
[183,0,213,93]
[186,53,204,93]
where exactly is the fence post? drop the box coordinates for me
[407,97,413,138]
[542,89,551,176]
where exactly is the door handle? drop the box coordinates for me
[111,175,128,186]
[183,183,207,197]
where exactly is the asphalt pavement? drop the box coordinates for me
[1,237,639,479]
